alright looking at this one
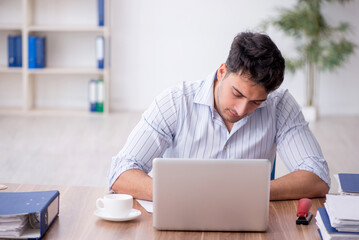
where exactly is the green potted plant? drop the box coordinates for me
[262,0,356,121]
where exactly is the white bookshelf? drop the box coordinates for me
[27,25,109,33]
[0,0,111,114]
[0,24,22,31]
[0,66,23,74]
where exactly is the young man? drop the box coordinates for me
[108,32,330,201]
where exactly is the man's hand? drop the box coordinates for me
[111,169,153,201]
[270,170,329,200]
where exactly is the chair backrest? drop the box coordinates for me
[270,156,276,180]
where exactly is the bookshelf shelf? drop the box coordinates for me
[0,66,23,73]
[0,108,103,116]
[25,108,103,116]
[27,25,109,33]
[28,67,106,75]
[0,107,23,114]
[0,0,111,114]
[0,24,22,31]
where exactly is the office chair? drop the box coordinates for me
[271,156,276,180]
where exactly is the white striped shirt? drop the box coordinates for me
[108,72,330,188]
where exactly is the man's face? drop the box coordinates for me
[214,64,268,128]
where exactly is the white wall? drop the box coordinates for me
[319,2,359,115]
[1,0,358,114]
[110,0,359,115]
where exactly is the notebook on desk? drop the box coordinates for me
[152,158,271,231]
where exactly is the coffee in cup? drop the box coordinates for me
[96,194,133,217]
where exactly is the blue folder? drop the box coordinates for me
[96,36,104,69]
[7,36,16,67]
[28,36,46,69]
[319,207,359,234]
[35,37,46,68]
[15,36,22,67]
[28,36,37,69]
[89,79,97,112]
[0,190,59,239]
[98,0,104,26]
[338,173,359,193]
[317,229,323,240]
[318,207,342,234]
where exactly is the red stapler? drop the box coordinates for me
[296,198,313,225]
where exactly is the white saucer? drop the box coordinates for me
[94,209,141,222]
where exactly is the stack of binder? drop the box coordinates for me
[0,190,59,239]
[316,173,359,240]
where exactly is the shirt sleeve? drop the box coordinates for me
[108,88,178,189]
[275,90,331,187]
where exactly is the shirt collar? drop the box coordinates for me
[257,97,268,109]
[193,71,217,114]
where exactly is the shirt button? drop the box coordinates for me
[224,145,227,150]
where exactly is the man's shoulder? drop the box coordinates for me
[268,88,287,99]
[265,88,304,122]
[266,88,294,105]
[156,71,215,105]
[260,88,301,116]
[173,80,205,97]
[157,79,205,103]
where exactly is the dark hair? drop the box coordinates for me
[225,32,285,92]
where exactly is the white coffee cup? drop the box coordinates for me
[96,194,133,217]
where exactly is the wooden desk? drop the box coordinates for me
[0,183,324,240]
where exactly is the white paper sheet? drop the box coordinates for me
[136,199,153,213]
[326,194,359,221]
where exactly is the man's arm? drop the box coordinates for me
[108,88,178,197]
[270,170,329,200]
[112,169,153,201]
[274,90,331,199]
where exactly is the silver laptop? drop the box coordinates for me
[153,158,271,231]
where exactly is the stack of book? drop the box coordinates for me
[89,79,104,113]
[7,35,22,67]
[316,173,359,240]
